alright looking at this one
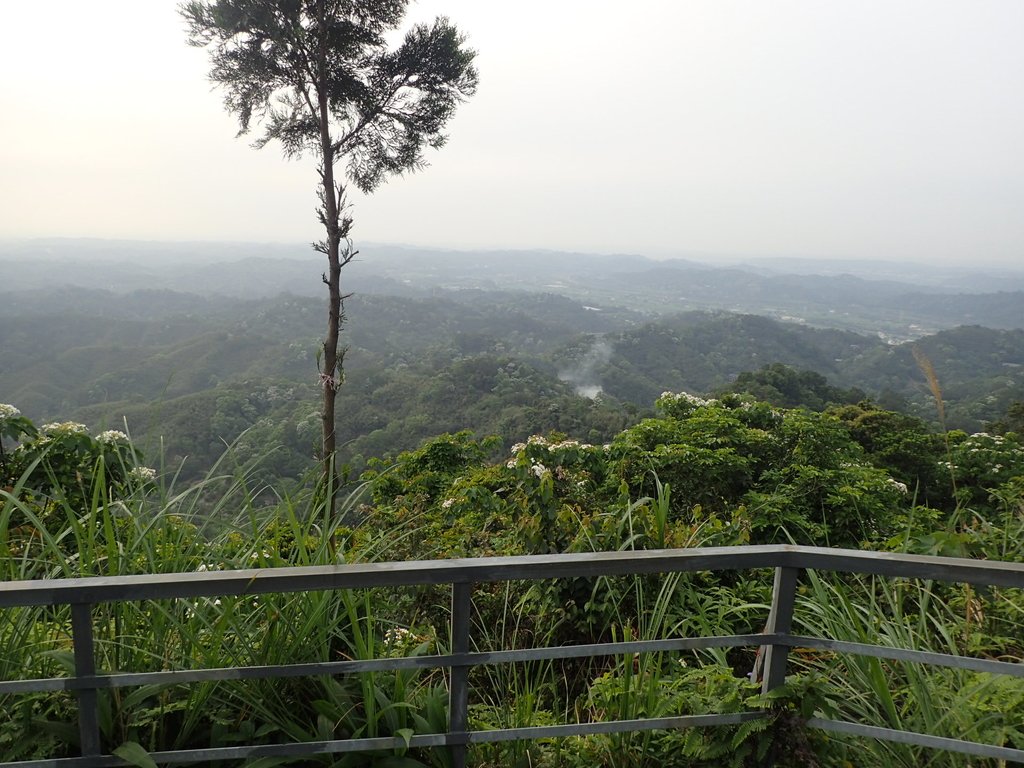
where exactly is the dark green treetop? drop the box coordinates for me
[181,0,478,191]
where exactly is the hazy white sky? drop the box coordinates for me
[2,1,1023,264]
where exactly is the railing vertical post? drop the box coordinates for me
[761,566,799,695]
[70,602,102,757]
[448,581,472,768]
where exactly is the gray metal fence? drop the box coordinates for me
[1,544,1022,767]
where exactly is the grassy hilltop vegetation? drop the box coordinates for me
[2,242,1024,766]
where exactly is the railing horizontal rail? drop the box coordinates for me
[2,544,1023,767]
[468,712,768,742]
[4,714,773,768]
[0,633,767,694]
[5,733,455,768]
[783,634,1024,678]
[807,718,1024,763]
[0,545,784,607]
[4,545,1022,609]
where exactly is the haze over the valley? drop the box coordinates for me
[2,1,1024,266]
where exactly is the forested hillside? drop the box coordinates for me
[3,275,1024,487]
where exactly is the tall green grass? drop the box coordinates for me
[792,570,1024,767]
[0,443,449,764]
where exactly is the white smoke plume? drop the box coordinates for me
[558,338,612,399]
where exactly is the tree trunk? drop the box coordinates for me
[320,187,341,512]
[317,11,342,520]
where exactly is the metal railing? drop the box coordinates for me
[1,544,1023,767]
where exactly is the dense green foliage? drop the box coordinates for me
[721,363,866,410]
[4,391,1021,766]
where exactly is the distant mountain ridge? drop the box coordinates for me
[4,241,1024,340]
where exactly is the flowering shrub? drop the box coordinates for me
[0,405,156,529]
[611,393,906,547]
[947,431,1024,507]
[0,403,36,458]
[96,429,130,445]
[363,394,923,561]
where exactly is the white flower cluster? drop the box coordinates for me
[441,498,455,509]
[383,627,413,647]
[129,466,157,482]
[958,433,1024,458]
[660,391,716,407]
[888,478,909,494]
[41,421,88,435]
[551,438,591,450]
[964,432,1016,447]
[508,436,595,476]
[0,404,21,420]
[96,430,129,445]
[514,435,593,454]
